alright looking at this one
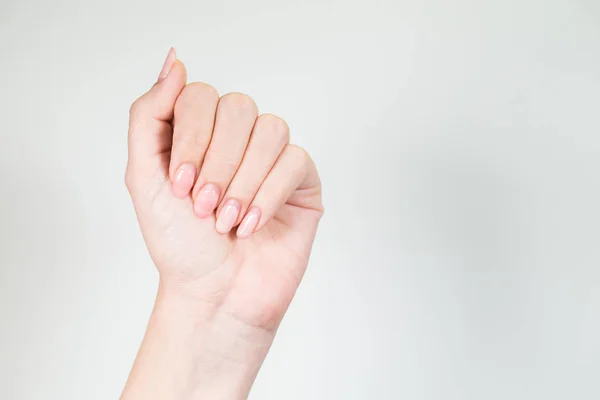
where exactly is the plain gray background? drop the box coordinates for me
[1,0,600,399]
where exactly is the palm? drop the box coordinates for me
[133,176,321,328]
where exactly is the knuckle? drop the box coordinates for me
[257,113,290,143]
[220,92,258,114]
[287,144,311,167]
[174,83,219,149]
[128,96,145,119]
[179,82,219,104]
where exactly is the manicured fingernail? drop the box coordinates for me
[193,183,220,218]
[172,164,196,198]
[216,199,241,234]
[237,207,261,238]
[157,47,176,82]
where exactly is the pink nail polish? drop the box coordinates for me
[216,199,241,234]
[157,47,176,82]
[172,164,196,198]
[193,183,220,218]
[237,207,261,238]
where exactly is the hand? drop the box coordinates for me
[122,49,323,400]
[127,48,323,330]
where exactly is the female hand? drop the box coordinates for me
[122,49,323,400]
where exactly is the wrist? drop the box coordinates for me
[121,281,275,400]
[155,280,276,355]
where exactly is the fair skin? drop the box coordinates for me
[120,48,323,400]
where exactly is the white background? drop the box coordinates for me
[1,0,600,399]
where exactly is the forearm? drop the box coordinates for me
[121,282,275,400]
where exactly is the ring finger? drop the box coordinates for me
[214,114,290,234]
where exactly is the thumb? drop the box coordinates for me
[127,48,187,183]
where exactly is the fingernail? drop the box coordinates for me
[193,183,220,218]
[157,47,176,82]
[172,164,196,198]
[237,207,261,238]
[216,199,241,234]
